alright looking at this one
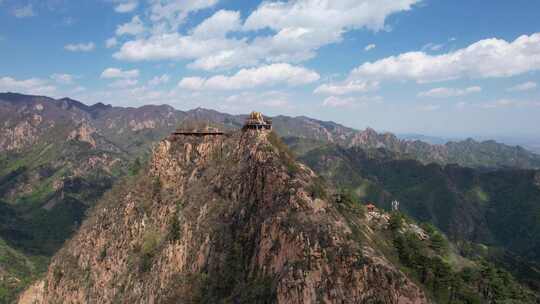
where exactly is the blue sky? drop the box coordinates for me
[1,0,540,139]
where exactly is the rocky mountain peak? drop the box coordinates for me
[23,128,427,303]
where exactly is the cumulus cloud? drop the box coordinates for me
[51,73,76,85]
[314,80,379,95]
[348,33,540,83]
[100,68,139,79]
[0,76,56,96]
[114,0,420,70]
[12,4,35,18]
[506,81,537,92]
[65,42,95,52]
[418,86,481,98]
[114,0,138,13]
[106,37,118,48]
[365,44,376,51]
[114,32,242,64]
[149,0,219,31]
[148,74,170,86]
[178,63,320,90]
[116,15,145,36]
[191,10,241,39]
[244,0,419,33]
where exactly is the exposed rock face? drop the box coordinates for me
[129,119,157,131]
[67,123,97,148]
[35,130,428,304]
[0,120,40,152]
[18,281,45,304]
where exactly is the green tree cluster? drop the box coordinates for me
[392,225,534,303]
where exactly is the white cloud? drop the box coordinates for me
[64,42,95,52]
[12,4,35,18]
[421,42,443,52]
[51,73,75,85]
[0,76,56,96]
[109,79,138,88]
[148,74,170,86]
[116,15,146,36]
[507,81,537,92]
[114,1,138,13]
[114,0,420,70]
[114,32,242,64]
[314,80,379,95]
[100,68,139,79]
[418,86,481,98]
[225,91,293,110]
[323,96,356,108]
[191,10,241,39]
[178,63,319,90]
[149,0,219,32]
[244,0,419,33]
[365,44,376,51]
[349,33,540,84]
[322,95,381,108]
[106,37,118,48]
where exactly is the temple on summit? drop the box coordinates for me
[243,111,272,130]
[169,111,271,139]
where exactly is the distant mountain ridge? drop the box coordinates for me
[2,92,538,170]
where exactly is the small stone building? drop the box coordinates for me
[243,111,272,130]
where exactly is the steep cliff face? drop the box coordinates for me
[30,129,428,304]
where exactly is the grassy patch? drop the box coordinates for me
[0,237,48,303]
[139,228,163,273]
[306,177,328,200]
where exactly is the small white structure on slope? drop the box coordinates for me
[391,200,400,212]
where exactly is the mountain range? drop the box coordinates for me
[1,92,540,302]
[18,126,536,304]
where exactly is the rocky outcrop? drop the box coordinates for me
[67,123,97,148]
[18,281,45,304]
[0,120,40,152]
[35,129,428,304]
